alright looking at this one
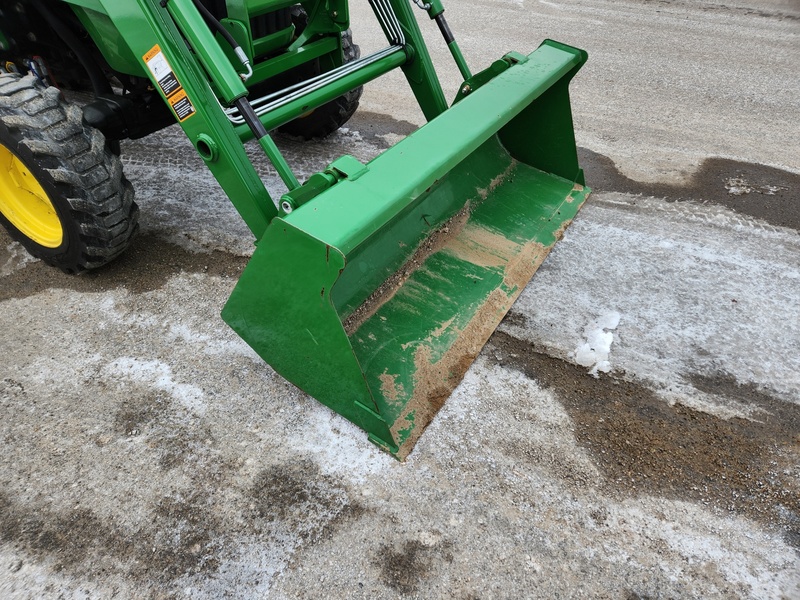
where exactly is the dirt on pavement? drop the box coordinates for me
[488,329,800,549]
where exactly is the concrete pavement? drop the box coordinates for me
[1,1,799,598]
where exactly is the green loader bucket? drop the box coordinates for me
[222,40,590,459]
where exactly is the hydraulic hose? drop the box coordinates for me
[234,97,299,190]
[190,0,238,50]
[189,0,253,80]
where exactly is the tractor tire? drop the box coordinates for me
[0,73,138,274]
[278,25,363,140]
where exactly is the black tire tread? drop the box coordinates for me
[277,29,363,140]
[0,73,138,273]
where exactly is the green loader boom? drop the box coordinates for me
[0,0,589,458]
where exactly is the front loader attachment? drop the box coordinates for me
[222,40,590,459]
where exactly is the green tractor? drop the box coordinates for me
[0,0,590,458]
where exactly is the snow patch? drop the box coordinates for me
[292,407,393,484]
[334,127,363,142]
[106,357,206,416]
[572,311,621,376]
[724,177,786,196]
[505,193,800,401]
[1,242,37,276]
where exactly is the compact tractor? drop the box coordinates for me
[0,0,589,458]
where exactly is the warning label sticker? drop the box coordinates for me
[143,45,181,98]
[169,89,196,122]
[143,45,195,122]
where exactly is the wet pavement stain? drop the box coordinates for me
[339,110,419,149]
[151,492,222,578]
[0,485,227,587]
[488,331,800,543]
[688,371,799,412]
[578,148,800,231]
[114,393,169,438]
[0,378,25,401]
[249,460,365,542]
[626,593,656,600]
[155,427,211,472]
[0,232,249,300]
[0,493,123,574]
[375,538,454,595]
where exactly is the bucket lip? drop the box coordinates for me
[349,174,592,460]
[281,42,587,254]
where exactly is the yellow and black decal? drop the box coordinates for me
[168,89,196,122]
[143,45,196,122]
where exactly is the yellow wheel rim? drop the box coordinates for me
[0,144,63,248]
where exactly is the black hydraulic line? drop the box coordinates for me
[434,13,455,45]
[188,0,252,80]
[29,0,112,96]
[234,97,268,139]
[189,0,240,50]
[234,96,299,189]
[431,11,471,80]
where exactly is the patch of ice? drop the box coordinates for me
[503,193,800,403]
[645,500,799,596]
[724,177,752,196]
[0,545,122,600]
[572,311,621,376]
[0,242,37,276]
[334,127,363,142]
[177,541,282,600]
[418,356,602,481]
[724,177,787,196]
[164,322,258,360]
